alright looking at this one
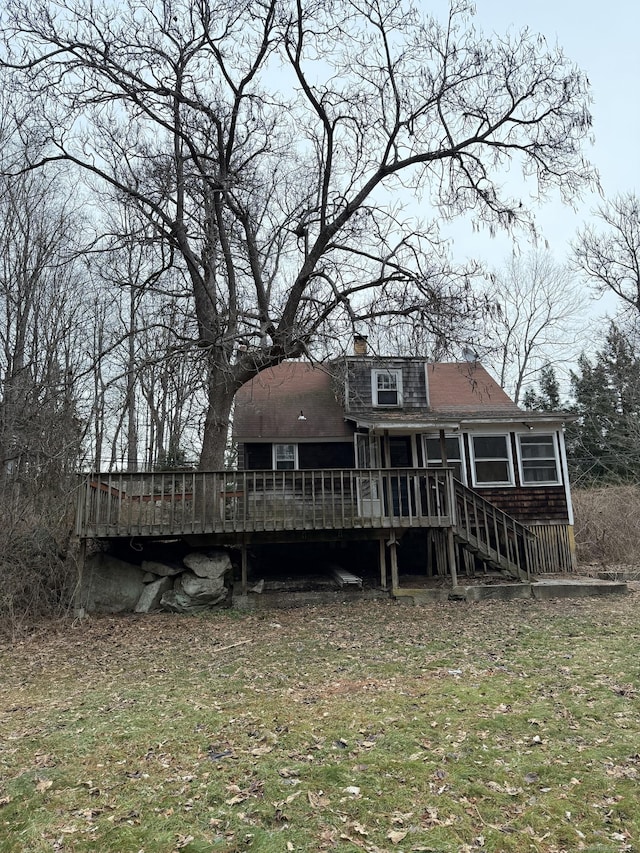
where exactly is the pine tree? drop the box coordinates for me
[569,323,640,482]
[523,364,562,411]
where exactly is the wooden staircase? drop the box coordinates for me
[452,479,535,582]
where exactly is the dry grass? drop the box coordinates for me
[573,485,640,565]
[2,596,640,853]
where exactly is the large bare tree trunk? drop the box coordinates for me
[199,365,238,470]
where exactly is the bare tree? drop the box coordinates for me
[1,0,596,466]
[0,169,86,502]
[573,192,640,316]
[0,164,90,635]
[481,250,587,403]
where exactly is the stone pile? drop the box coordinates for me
[79,550,232,613]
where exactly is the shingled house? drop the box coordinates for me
[76,347,576,597]
[232,350,576,586]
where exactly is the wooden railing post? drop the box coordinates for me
[447,526,458,588]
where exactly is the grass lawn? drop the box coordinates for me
[1,593,639,853]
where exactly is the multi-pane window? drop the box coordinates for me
[273,443,297,470]
[423,435,464,482]
[471,435,513,486]
[518,434,560,484]
[372,369,402,406]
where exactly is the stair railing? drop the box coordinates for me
[452,478,536,580]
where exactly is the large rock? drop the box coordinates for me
[183,550,231,579]
[78,553,145,613]
[135,576,173,613]
[160,589,214,613]
[141,559,183,578]
[175,571,227,605]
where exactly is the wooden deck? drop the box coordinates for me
[75,467,537,580]
[75,468,455,539]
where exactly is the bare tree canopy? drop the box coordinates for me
[482,250,586,403]
[0,0,596,465]
[573,192,640,315]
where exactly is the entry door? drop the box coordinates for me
[388,436,412,467]
[387,436,414,516]
[355,434,382,517]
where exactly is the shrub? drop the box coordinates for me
[572,484,640,565]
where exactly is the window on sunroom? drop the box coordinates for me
[471,434,514,486]
[423,435,464,482]
[518,433,560,484]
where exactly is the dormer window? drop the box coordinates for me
[372,368,402,406]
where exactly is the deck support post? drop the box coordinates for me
[447,527,458,588]
[241,544,248,596]
[75,538,87,616]
[389,535,399,592]
[378,537,387,590]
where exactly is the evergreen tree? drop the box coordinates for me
[523,364,562,411]
[569,323,640,482]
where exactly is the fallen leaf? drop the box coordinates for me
[251,744,275,757]
[387,829,408,843]
[285,791,302,804]
[225,793,248,806]
[307,790,330,808]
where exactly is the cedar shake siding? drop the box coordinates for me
[344,358,430,411]
[470,486,570,524]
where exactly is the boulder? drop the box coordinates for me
[175,571,227,605]
[160,589,210,613]
[78,553,145,613]
[135,576,173,613]
[141,559,182,578]
[183,550,231,579]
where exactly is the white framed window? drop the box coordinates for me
[273,443,297,470]
[372,368,402,406]
[518,433,560,485]
[423,434,465,483]
[470,434,514,486]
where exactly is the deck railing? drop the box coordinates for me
[75,467,455,539]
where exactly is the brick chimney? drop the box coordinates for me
[353,334,368,356]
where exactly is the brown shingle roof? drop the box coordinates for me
[426,362,521,413]
[233,362,352,441]
[233,360,563,441]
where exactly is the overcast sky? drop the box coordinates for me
[430,0,639,276]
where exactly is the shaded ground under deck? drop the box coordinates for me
[232,571,628,609]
